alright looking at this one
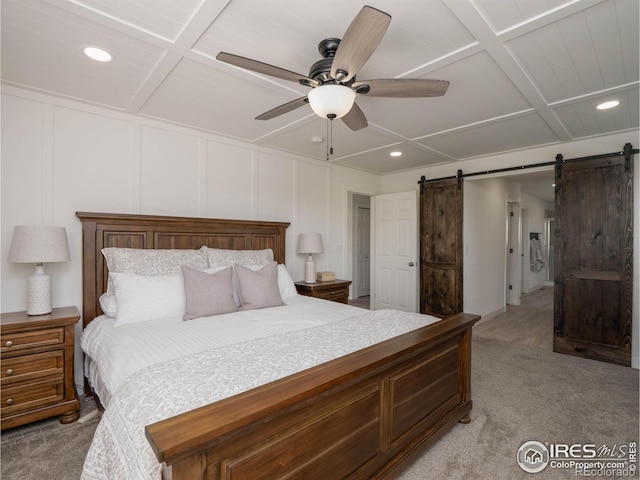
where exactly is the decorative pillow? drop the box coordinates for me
[111,272,185,326]
[277,264,298,300]
[241,264,298,301]
[99,292,117,318]
[234,262,284,311]
[204,247,274,268]
[181,266,236,321]
[102,247,208,295]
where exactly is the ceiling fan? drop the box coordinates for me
[216,5,450,132]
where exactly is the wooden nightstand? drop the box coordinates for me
[295,279,352,304]
[1,306,81,430]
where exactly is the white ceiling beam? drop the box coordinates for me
[444,0,572,142]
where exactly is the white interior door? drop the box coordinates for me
[374,191,418,312]
[355,206,371,297]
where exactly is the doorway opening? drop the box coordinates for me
[544,217,555,287]
[351,194,371,308]
[506,201,522,306]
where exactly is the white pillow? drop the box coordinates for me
[277,264,298,300]
[111,272,185,326]
[99,293,117,318]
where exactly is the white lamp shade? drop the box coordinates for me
[297,233,324,254]
[7,226,70,264]
[307,85,356,119]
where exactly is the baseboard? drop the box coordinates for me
[474,306,506,326]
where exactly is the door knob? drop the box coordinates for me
[409,262,415,267]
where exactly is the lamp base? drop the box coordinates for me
[304,258,317,284]
[27,265,52,315]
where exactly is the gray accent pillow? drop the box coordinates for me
[181,266,237,320]
[234,262,284,311]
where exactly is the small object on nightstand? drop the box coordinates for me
[316,271,336,281]
[295,279,352,304]
[1,306,81,430]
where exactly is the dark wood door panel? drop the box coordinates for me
[554,147,633,366]
[421,268,460,317]
[562,278,625,345]
[420,178,463,316]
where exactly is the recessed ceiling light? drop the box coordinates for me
[84,46,112,62]
[596,100,619,110]
[390,151,402,157]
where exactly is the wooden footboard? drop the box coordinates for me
[146,312,479,480]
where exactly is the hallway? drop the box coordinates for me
[473,287,554,350]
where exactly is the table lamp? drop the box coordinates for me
[7,225,71,315]
[297,233,324,283]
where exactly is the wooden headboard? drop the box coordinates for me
[76,212,289,328]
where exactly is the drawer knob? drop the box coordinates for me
[6,369,13,376]
[6,398,13,406]
[4,340,13,348]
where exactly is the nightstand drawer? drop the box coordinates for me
[1,350,64,386]
[322,289,349,303]
[1,327,65,354]
[1,307,80,429]
[295,279,352,304]
[1,378,64,415]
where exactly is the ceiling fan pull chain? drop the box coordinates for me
[326,117,330,160]
[330,117,334,156]
[325,116,335,160]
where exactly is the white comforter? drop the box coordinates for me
[82,296,365,406]
[81,306,439,480]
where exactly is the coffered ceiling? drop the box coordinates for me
[1,0,638,177]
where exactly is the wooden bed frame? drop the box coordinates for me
[77,211,479,480]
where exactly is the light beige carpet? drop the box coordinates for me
[395,335,639,479]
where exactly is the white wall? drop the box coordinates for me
[463,177,516,320]
[381,130,640,369]
[329,165,381,295]
[0,86,380,389]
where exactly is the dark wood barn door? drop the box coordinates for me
[554,146,634,366]
[419,177,463,316]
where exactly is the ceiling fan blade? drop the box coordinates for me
[353,78,450,97]
[255,96,309,120]
[342,102,368,131]
[217,52,319,87]
[330,6,391,83]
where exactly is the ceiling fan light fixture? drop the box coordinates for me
[308,85,356,119]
